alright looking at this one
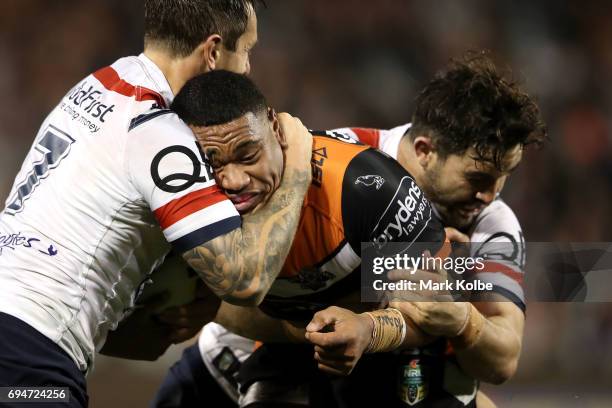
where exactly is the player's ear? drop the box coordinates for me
[195,34,223,72]
[413,135,435,168]
[269,108,287,149]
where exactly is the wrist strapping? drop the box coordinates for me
[364,308,407,353]
[450,303,485,350]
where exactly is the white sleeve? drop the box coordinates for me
[126,110,240,252]
[328,124,411,154]
[468,199,526,311]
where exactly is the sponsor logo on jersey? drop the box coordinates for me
[66,81,116,122]
[311,147,328,188]
[370,177,431,249]
[355,175,385,190]
[56,80,117,134]
[0,231,58,257]
[150,143,214,193]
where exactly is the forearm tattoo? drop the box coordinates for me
[183,168,310,305]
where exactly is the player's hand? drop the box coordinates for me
[444,227,470,243]
[445,226,472,258]
[389,300,470,339]
[386,268,453,303]
[155,280,221,344]
[386,251,468,339]
[304,306,373,376]
[385,249,453,303]
[388,267,468,338]
[278,112,313,180]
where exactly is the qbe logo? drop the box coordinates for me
[150,143,214,193]
[370,176,430,249]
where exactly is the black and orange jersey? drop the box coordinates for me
[260,130,445,320]
[333,124,526,312]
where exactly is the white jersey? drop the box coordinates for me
[335,123,526,309]
[0,54,240,371]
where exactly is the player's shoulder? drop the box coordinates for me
[342,146,442,252]
[128,106,178,132]
[56,55,172,140]
[324,123,410,158]
[310,129,365,146]
[106,55,169,105]
[127,107,192,138]
[379,123,411,145]
[94,55,170,122]
[470,198,522,239]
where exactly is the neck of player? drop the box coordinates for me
[396,133,426,188]
[144,47,209,98]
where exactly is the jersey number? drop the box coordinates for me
[6,125,75,214]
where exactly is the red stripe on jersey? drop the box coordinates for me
[351,128,381,148]
[93,66,167,108]
[475,261,524,284]
[154,185,228,230]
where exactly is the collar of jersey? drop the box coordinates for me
[137,53,175,106]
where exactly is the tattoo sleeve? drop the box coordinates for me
[182,167,310,306]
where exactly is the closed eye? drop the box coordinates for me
[210,162,223,171]
[466,173,496,190]
[241,152,259,164]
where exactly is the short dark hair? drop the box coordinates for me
[172,70,267,126]
[144,0,260,57]
[410,51,547,170]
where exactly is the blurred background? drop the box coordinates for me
[1,0,611,406]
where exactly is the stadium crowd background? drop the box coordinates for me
[0,0,610,406]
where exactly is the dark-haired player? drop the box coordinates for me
[296,54,545,407]
[151,69,448,407]
[0,1,312,406]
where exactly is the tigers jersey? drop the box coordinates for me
[198,129,445,400]
[0,54,239,371]
[260,131,445,320]
[335,124,526,310]
[198,125,524,406]
[337,124,526,407]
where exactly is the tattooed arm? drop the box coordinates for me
[183,114,312,306]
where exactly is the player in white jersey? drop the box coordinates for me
[0,1,312,407]
[152,53,547,408]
